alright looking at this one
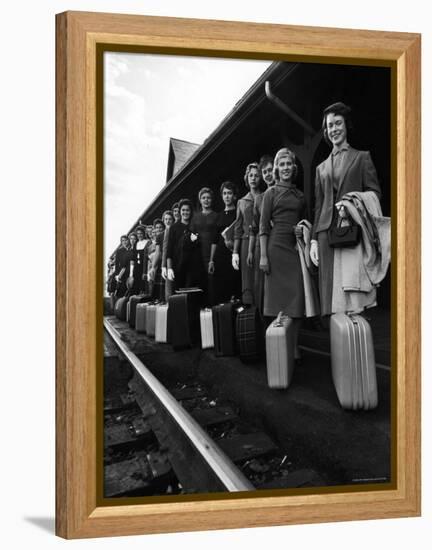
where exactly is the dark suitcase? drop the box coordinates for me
[212,302,238,356]
[168,290,203,350]
[114,296,129,321]
[128,294,151,328]
[236,305,264,363]
[330,313,378,410]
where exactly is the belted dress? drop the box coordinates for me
[259,182,306,318]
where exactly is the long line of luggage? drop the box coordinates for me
[112,288,378,411]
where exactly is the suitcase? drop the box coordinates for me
[145,303,157,337]
[155,304,169,343]
[128,294,151,328]
[135,303,148,333]
[168,290,203,350]
[212,302,238,356]
[265,312,295,389]
[236,305,264,363]
[200,308,214,349]
[330,313,378,410]
[114,296,129,321]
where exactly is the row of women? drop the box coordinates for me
[108,102,388,359]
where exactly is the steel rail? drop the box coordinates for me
[104,318,254,492]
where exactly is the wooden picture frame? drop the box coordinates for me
[56,11,421,539]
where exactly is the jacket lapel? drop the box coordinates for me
[336,148,359,199]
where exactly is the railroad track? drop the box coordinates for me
[103,317,326,498]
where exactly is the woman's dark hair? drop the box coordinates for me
[153,218,164,227]
[171,202,179,210]
[178,198,193,212]
[219,180,238,198]
[120,235,129,242]
[321,102,353,146]
[259,155,273,172]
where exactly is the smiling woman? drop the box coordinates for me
[310,101,382,316]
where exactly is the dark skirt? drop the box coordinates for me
[213,241,242,304]
[263,228,304,318]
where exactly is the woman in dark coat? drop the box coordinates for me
[212,181,242,304]
[259,148,306,358]
[190,187,219,305]
[232,162,263,305]
[310,102,381,315]
[166,199,199,291]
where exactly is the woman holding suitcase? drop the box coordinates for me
[166,198,200,291]
[232,162,263,305]
[309,102,381,315]
[259,148,306,359]
[248,154,275,313]
[190,187,219,305]
[212,181,242,304]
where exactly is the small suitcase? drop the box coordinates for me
[200,308,214,349]
[236,305,264,363]
[145,303,157,337]
[265,312,295,389]
[128,294,151,328]
[330,313,378,410]
[155,304,169,343]
[114,296,129,321]
[168,290,203,350]
[212,302,238,356]
[135,303,148,333]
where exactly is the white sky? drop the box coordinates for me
[104,52,271,264]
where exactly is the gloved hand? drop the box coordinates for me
[259,256,270,274]
[335,202,348,218]
[232,253,240,271]
[310,240,319,267]
[161,267,167,280]
[167,268,175,281]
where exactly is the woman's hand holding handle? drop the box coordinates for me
[232,253,240,271]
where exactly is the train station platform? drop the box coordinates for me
[105,315,391,488]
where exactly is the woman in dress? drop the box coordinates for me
[147,218,165,299]
[212,181,242,304]
[232,162,263,305]
[309,102,381,315]
[259,148,306,358]
[248,154,275,313]
[159,210,175,301]
[166,199,199,291]
[130,225,150,294]
[190,187,219,305]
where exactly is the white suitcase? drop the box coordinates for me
[155,304,169,343]
[200,308,214,349]
[330,313,378,410]
[265,312,295,389]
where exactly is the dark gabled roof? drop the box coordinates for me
[166,138,200,182]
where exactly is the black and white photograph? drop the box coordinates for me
[102,52,391,500]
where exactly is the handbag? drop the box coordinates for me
[328,208,360,248]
